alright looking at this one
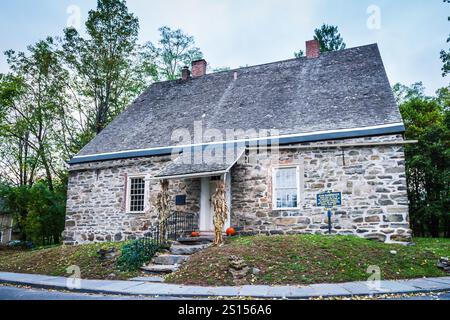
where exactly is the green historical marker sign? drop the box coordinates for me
[317,191,342,209]
[317,191,342,234]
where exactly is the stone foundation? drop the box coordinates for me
[64,134,412,244]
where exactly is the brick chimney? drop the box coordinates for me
[306,40,320,59]
[181,66,190,80]
[191,59,207,77]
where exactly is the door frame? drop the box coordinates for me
[199,174,231,232]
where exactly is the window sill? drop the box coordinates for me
[272,207,302,211]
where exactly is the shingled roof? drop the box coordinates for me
[71,43,404,164]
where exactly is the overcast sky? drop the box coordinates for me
[0,0,448,95]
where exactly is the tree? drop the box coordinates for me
[294,24,346,57]
[0,74,37,187]
[0,37,73,245]
[62,0,150,134]
[0,38,70,190]
[441,0,450,77]
[395,83,450,237]
[314,24,346,52]
[25,182,67,245]
[0,181,67,245]
[143,26,203,81]
[392,82,426,105]
[294,50,304,58]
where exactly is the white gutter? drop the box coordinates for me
[72,122,405,160]
[246,140,418,151]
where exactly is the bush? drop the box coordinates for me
[0,181,66,245]
[117,239,161,271]
[24,183,66,245]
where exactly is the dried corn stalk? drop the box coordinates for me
[155,180,170,241]
[212,180,228,245]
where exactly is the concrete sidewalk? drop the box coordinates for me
[0,272,449,299]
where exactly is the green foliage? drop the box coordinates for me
[1,38,70,189]
[117,239,161,271]
[24,183,66,245]
[392,82,426,105]
[0,184,30,240]
[143,26,203,81]
[314,24,346,53]
[62,0,148,134]
[394,83,450,237]
[441,0,450,77]
[294,50,304,58]
[294,24,346,58]
[0,182,66,245]
[0,1,209,246]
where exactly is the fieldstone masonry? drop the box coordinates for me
[63,156,200,244]
[64,134,412,244]
[231,134,412,243]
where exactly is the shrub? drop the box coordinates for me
[117,239,161,271]
[0,181,66,245]
[24,183,66,245]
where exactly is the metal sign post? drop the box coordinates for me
[327,209,332,234]
[317,191,342,235]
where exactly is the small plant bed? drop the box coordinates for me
[165,235,450,286]
[0,241,153,280]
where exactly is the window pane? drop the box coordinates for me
[276,168,297,188]
[274,167,299,208]
[129,177,145,212]
[276,189,298,208]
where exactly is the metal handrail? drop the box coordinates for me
[143,212,196,246]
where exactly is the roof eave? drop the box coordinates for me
[69,123,405,165]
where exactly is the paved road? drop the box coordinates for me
[0,285,178,300]
[389,291,450,300]
[1,285,449,300]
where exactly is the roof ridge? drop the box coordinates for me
[150,43,379,85]
[75,42,402,161]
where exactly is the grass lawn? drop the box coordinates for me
[166,235,450,286]
[0,242,139,280]
[0,235,448,285]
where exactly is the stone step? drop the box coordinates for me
[152,254,189,265]
[141,264,178,274]
[176,237,214,245]
[170,244,210,255]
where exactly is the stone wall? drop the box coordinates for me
[64,134,412,244]
[230,134,412,243]
[63,156,200,244]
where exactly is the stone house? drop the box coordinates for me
[64,41,412,245]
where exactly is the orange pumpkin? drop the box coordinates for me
[191,231,200,238]
[226,227,237,236]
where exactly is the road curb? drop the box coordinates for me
[0,272,449,299]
